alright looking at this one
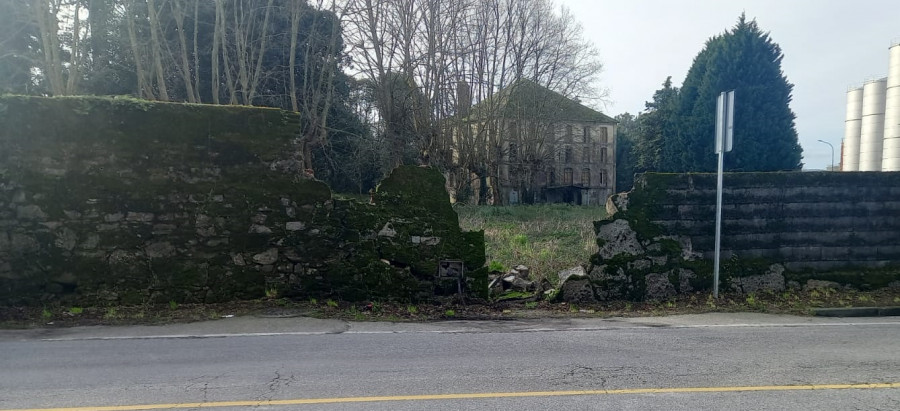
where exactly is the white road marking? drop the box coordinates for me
[33,320,900,341]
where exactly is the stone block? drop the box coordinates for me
[730,264,785,294]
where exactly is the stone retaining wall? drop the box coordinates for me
[0,96,486,306]
[571,172,900,301]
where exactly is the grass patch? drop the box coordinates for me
[456,204,605,282]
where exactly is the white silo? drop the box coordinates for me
[859,77,887,171]
[842,87,864,171]
[882,43,900,171]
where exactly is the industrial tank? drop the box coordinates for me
[882,44,900,171]
[842,87,864,171]
[858,78,887,171]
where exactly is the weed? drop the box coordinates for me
[745,293,757,306]
[665,300,676,309]
[511,234,529,246]
[624,302,633,311]
[568,304,579,312]
[525,301,538,309]
[894,297,900,303]
[69,307,83,315]
[265,288,278,299]
[326,299,338,308]
[809,290,821,299]
[857,295,873,303]
[41,308,52,320]
[444,309,456,317]
[488,261,505,272]
[168,300,178,310]
[407,305,418,314]
[706,294,717,308]
[103,307,119,320]
[457,204,606,284]
[495,291,533,301]
[309,298,318,305]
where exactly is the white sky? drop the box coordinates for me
[559,0,900,170]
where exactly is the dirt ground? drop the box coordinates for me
[3,287,899,329]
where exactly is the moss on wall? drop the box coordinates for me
[589,171,900,300]
[0,96,486,306]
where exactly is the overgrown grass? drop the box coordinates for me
[456,204,606,282]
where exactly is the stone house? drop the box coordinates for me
[454,79,617,206]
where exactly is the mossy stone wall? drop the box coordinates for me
[0,96,485,306]
[584,172,900,300]
[618,172,900,270]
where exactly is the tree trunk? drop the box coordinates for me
[146,0,169,101]
[172,0,197,103]
[211,0,221,104]
[288,0,302,111]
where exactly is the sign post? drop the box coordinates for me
[713,90,734,298]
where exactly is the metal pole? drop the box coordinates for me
[713,147,724,298]
[817,140,834,171]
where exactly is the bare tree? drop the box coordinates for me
[340,0,605,203]
[29,0,87,95]
[171,0,198,102]
[145,0,169,100]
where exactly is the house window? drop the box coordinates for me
[600,147,607,163]
[509,143,517,162]
[583,126,591,143]
[583,147,590,163]
[509,121,518,139]
[564,146,572,163]
[582,168,591,186]
[565,125,573,142]
[599,170,606,185]
[549,168,556,185]
[563,168,573,185]
[600,127,608,144]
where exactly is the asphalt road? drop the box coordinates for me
[1,313,899,410]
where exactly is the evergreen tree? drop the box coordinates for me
[671,14,803,172]
[614,112,637,191]
[639,77,680,172]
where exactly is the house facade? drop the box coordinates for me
[457,79,617,206]
[499,118,616,206]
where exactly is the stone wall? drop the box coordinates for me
[0,96,485,306]
[572,172,900,301]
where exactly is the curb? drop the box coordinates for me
[812,307,900,317]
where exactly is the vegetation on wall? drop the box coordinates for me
[0,96,486,306]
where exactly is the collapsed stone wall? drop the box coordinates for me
[570,172,900,301]
[0,96,485,306]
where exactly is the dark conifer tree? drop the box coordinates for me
[669,13,803,172]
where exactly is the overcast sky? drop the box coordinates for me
[558,0,900,170]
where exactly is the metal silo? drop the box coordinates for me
[859,77,887,171]
[842,86,864,171]
[882,43,900,171]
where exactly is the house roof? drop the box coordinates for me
[468,79,616,124]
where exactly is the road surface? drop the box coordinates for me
[1,313,898,410]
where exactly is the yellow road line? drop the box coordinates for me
[6,382,900,411]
